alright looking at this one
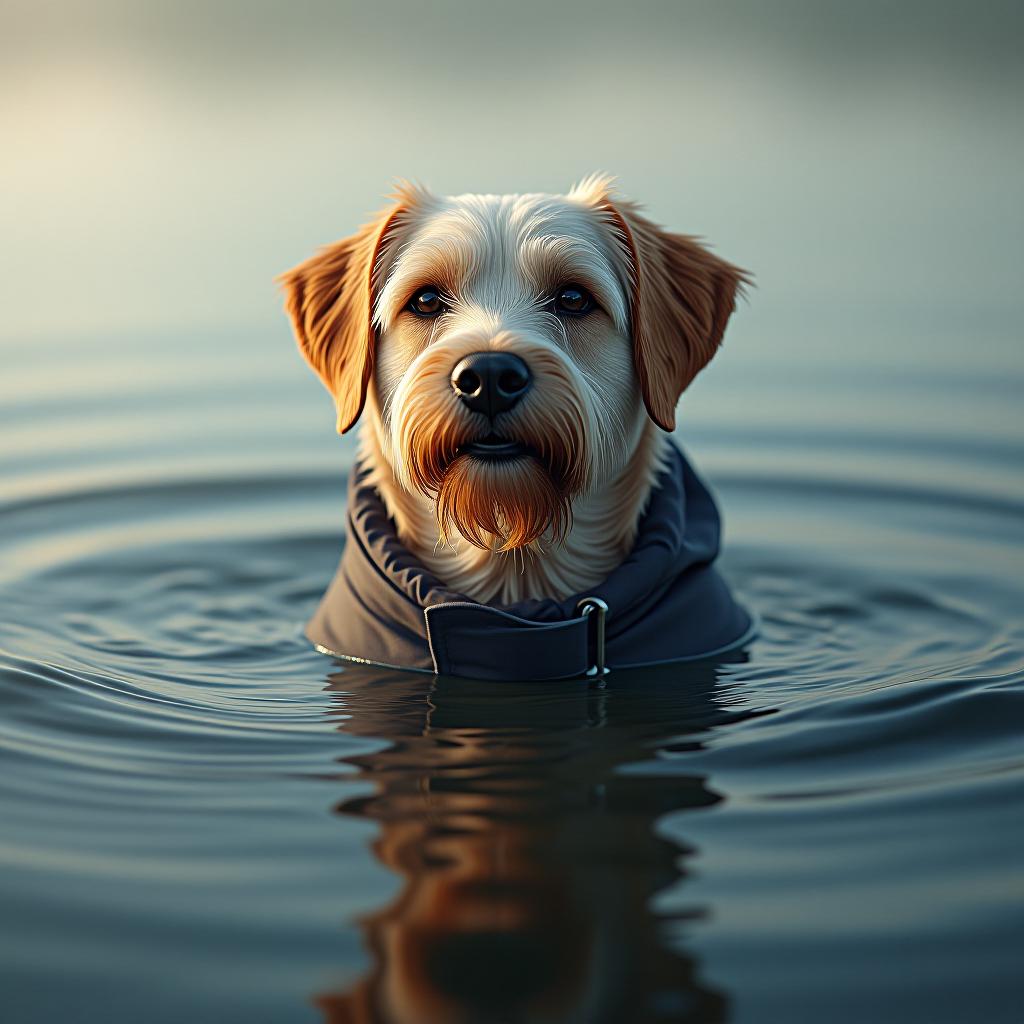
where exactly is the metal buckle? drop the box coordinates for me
[577,597,609,677]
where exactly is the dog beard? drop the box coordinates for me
[394,347,589,551]
[435,453,571,552]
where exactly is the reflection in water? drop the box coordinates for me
[317,661,766,1024]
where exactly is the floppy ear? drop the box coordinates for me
[277,203,407,434]
[601,198,750,432]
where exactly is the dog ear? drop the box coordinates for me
[277,203,407,434]
[596,194,750,432]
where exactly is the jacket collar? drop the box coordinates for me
[306,442,753,680]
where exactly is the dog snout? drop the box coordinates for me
[450,352,531,418]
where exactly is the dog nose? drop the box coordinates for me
[450,352,532,417]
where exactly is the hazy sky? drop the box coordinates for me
[2,1,1021,351]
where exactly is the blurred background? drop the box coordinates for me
[3,0,1021,356]
[4,0,1022,530]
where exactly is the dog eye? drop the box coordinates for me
[552,284,594,316]
[408,286,446,317]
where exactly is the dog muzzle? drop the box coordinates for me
[305,442,754,681]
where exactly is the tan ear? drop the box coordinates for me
[277,203,407,434]
[602,198,750,432]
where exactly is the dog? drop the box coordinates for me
[279,176,752,679]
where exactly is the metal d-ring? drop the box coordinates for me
[577,597,609,677]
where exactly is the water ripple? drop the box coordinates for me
[1,406,1022,1024]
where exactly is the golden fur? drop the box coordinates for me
[280,176,748,604]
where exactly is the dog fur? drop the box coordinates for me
[280,176,747,605]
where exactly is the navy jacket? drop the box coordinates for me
[307,443,753,680]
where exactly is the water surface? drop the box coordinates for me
[2,320,1022,1023]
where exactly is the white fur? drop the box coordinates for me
[360,185,667,604]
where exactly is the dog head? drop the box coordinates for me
[280,176,747,552]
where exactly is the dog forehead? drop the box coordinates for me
[443,190,605,243]
[375,191,626,327]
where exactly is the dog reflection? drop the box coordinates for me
[316,665,750,1024]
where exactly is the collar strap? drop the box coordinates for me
[424,596,609,681]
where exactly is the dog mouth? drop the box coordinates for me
[458,435,532,461]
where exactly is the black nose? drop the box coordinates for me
[450,352,532,417]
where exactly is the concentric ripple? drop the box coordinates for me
[1,330,1023,1024]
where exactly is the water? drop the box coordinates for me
[2,314,1022,1023]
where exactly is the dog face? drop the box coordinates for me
[280,176,746,552]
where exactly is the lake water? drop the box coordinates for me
[3,4,1024,1021]
[2,310,1022,1022]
